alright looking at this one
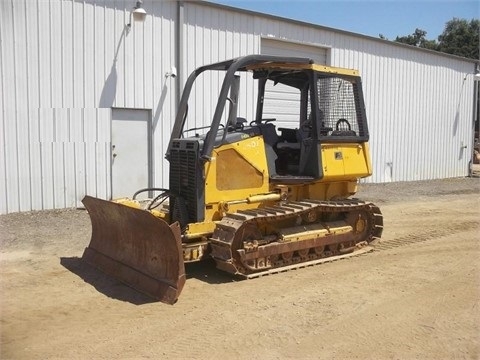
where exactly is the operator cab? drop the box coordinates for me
[167,55,369,184]
[248,66,368,183]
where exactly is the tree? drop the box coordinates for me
[389,18,479,60]
[395,28,434,47]
[437,18,479,59]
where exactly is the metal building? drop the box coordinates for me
[1,0,478,214]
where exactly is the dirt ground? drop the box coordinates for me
[1,177,479,359]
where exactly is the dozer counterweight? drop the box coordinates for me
[82,55,383,304]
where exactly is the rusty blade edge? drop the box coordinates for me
[82,246,185,305]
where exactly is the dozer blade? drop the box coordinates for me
[81,195,186,305]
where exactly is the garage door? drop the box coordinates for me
[261,39,328,127]
[261,38,328,64]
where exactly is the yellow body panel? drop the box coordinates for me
[278,180,358,203]
[203,136,270,221]
[183,221,217,240]
[320,143,372,181]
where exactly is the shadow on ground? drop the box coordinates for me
[185,258,239,285]
[60,257,156,305]
[60,257,236,304]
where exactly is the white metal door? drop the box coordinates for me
[111,109,151,199]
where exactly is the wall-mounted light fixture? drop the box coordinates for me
[474,63,480,81]
[126,0,147,33]
[165,66,177,78]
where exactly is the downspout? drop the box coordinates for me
[175,0,184,109]
[471,64,480,176]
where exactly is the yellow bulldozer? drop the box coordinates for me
[82,55,383,304]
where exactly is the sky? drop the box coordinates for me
[211,0,479,40]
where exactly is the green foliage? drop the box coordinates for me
[395,28,431,47]
[389,18,479,60]
[438,18,479,59]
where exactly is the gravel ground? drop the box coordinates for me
[357,176,480,203]
[1,175,479,360]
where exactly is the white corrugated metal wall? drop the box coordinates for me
[0,0,476,213]
[185,2,476,183]
[0,0,177,213]
[181,2,258,131]
[331,39,475,182]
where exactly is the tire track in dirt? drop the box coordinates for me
[373,220,478,251]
